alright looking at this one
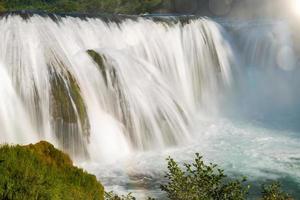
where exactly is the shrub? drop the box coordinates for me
[105,191,137,200]
[106,153,294,200]
[0,141,104,200]
[261,182,292,200]
[161,153,249,200]
[105,191,156,200]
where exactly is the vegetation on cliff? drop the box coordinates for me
[0,0,163,14]
[0,141,104,200]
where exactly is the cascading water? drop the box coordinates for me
[0,13,299,198]
[0,14,232,161]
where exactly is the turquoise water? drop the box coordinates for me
[83,115,300,199]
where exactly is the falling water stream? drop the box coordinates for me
[0,14,299,198]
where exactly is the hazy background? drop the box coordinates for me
[155,0,300,64]
[156,0,290,19]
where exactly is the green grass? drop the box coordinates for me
[0,141,104,200]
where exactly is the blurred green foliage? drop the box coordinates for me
[105,192,137,200]
[261,182,293,200]
[161,153,249,200]
[0,0,163,14]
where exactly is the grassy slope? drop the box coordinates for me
[0,141,104,200]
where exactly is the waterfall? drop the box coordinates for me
[0,14,233,161]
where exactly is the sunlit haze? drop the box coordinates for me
[290,0,300,17]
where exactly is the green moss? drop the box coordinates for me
[87,50,108,86]
[0,141,104,200]
[50,70,87,126]
[87,50,136,147]
[49,62,90,157]
[25,141,73,168]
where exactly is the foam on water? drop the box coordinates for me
[82,116,300,198]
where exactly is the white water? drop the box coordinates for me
[0,15,232,158]
[0,15,299,198]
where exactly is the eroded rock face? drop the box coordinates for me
[87,50,109,86]
[49,63,90,158]
[87,50,134,143]
[86,50,190,150]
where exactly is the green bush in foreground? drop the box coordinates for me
[105,192,137,200]
[261,182,293,200]
[0,141,104,200]
[161,153,249,200]
[106,153,293,200]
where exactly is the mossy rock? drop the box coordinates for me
[86,49,187,149]
[87,50,109,86]
[0,141,104,200]
[50,69,88,128]
[87,50,136,145]
[49,62,90,158]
